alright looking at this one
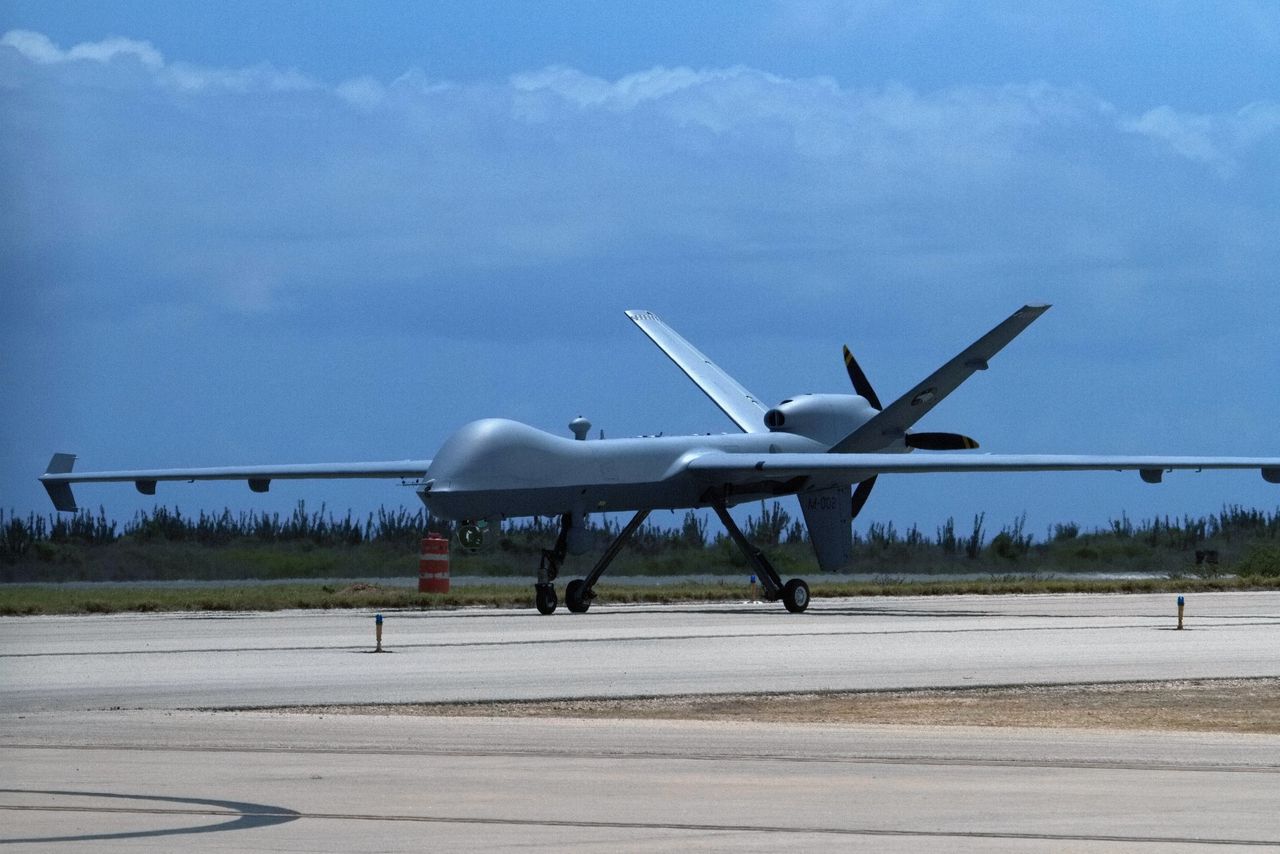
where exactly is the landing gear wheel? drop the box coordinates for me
[458,524,485,551]
[534,584,557,615]
[782,578,810,613]
[565,579,591,613]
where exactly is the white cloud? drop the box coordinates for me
[160,61,317,94]
[1,29,67,63]
[1,29,316,94]
[3,26,1277,339]
[511,65,755,111]
[335,76,386,108]
[1122,106,1227,165]
[506,64,1107,167]
[66,35,164,68]
[1121,101,1280,171]
[2,29,162,67]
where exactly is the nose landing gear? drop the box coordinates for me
[534,583,558,615]
[533,513,572,615]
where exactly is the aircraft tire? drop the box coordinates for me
[458,524,485,551]
[782,578,810,613]
[535,584,557,615]
[565,579,591,613]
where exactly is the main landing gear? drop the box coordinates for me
[531,503,809,615]
[710,500,809,613]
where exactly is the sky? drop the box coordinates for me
[2,1,1279,545]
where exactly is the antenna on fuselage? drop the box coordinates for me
[569,416,591,440]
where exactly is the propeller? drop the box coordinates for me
[841,344,978,518]
[842,345,883,410]
[850,476,877,520]
[842,345,882,519]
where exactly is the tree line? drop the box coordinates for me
[4,501,1278,566]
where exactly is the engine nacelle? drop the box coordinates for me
[763,394,880,448]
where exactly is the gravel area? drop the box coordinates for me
[280,678,1280,733]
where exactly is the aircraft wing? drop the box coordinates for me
[626,309,769,433]
[831,304,1050,452]
[39,453,432,512]
[685,451,1280,486]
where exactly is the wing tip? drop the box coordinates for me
[45,453,77,475]
[40,453,79,511]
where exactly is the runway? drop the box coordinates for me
[5,592,1280,713]
[3,592,1280,850]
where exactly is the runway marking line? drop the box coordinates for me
[2,800,1277,847]
[0,788,299,844]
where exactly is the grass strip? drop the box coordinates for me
[2,575,1279,616]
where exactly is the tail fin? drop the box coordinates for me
[40,453,78,512]
[799,484,853,571]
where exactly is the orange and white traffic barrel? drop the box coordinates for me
[419,534,450,594]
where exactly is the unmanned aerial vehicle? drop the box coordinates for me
[41,306,1280,614]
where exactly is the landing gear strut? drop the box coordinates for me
[534,504,807,615]
[710,499,809,613]
[564,509,650,613]
[534,509,652,615]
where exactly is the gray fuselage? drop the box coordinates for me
[419,417,834,522]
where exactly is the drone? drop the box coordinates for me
[42,306,1280,614]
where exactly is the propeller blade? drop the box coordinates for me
[850,476,877,520]
[842,345,883,410]
[905,432,980,451]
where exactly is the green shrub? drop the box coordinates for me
[1236,545,1280,578]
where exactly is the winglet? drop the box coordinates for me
[41,453,79,512]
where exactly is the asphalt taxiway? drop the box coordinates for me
[3,592,1280,850]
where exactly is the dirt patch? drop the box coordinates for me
[335,582,386,594]
[279,678,1280,733]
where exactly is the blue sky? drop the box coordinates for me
[2,1,1278,542]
